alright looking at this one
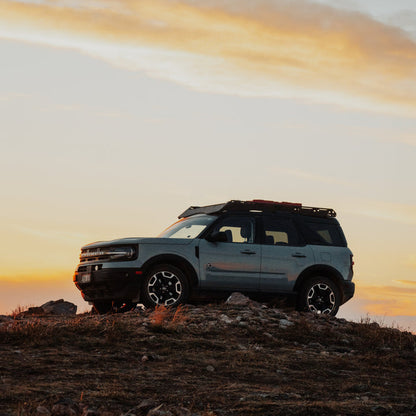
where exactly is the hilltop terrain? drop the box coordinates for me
[1,298,415,416]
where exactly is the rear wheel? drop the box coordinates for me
[297,276,340,316]
[141,264,189,308]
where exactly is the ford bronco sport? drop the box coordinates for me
[74,200,355,315]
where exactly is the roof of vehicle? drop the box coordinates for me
[178,199,336,219]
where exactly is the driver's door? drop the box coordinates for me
[198,215,261,291]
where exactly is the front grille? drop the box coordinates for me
[80,249,113,263]
[80,255,112,263]
[79,245,137,263]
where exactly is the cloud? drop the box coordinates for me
[395,280,416,286]
[271,167,355,187]
[345,199,416,226]
[11,224,87,243]
[1,0,416,113]
[355,283,416,316]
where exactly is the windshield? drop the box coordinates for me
[158,214,216,239]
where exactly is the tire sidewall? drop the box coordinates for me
[298,276,340,316]
[141,264,189,308]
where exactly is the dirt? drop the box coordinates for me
[0,302,415,415]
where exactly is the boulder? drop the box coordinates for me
[225,292,252,306]
[41,299,77,315]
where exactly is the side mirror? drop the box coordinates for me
[206,231,228,243]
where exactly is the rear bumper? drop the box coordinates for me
[341,280,355,304]
[73,266,143,302]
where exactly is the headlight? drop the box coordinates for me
[80,245,137,262]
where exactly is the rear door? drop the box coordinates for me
[260,214,314,292]
[198,215,261,291]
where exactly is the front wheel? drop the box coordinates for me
[297,276,340,316]
[141,264,189,308]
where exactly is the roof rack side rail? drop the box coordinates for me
[178,200,336,218]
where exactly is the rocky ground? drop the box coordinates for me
[1,295,415,416]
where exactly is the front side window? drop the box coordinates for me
[210,216,255,244]
[262,216,300,246]
[159,215,216,239]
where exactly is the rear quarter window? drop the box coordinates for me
[302,219,347,247]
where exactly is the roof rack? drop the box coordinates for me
[178,199,336,219]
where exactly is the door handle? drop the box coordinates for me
[292,253,306,258]
[241,250,256,255]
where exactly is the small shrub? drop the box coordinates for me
[149,305,188,332]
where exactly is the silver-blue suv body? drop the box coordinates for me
[74,200,355,315]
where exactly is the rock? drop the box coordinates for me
[137,399,159,413]
[18,306,46,317]
[169,407,192,416]
[35,406,51,416]
[279,319,294,329]
[123,399,160,416]
[51,404,77,416]
[41,299,77,315]
[51,398,79,416]
[219,314,233,324]
[308,342,323,349]
[225,292,251,306]
[206,365,215,372]
[147,404,173,416]
[81,409,100,416]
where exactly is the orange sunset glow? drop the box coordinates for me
[0,0,415,330]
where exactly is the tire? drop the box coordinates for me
[92,301,113,314]
[141,264,189,308]
[297,276,340,316]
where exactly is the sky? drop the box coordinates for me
[0,0,415,330]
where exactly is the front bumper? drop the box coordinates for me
[73,266,143,302]
[341,280,355,304]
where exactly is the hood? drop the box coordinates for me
[82,237,195,249]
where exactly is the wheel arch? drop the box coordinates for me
[141,254,199,288]
[294,265,344,294]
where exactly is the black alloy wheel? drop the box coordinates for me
[141,264,189,308]
[298,276,340,316]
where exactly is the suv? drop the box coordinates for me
[74,200,354,315]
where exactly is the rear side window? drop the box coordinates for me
[303,219,346,247]
[262,216,300,246]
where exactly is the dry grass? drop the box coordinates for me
[149,305,188,332]
[9,304,34,318]
[1,304,415,416]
